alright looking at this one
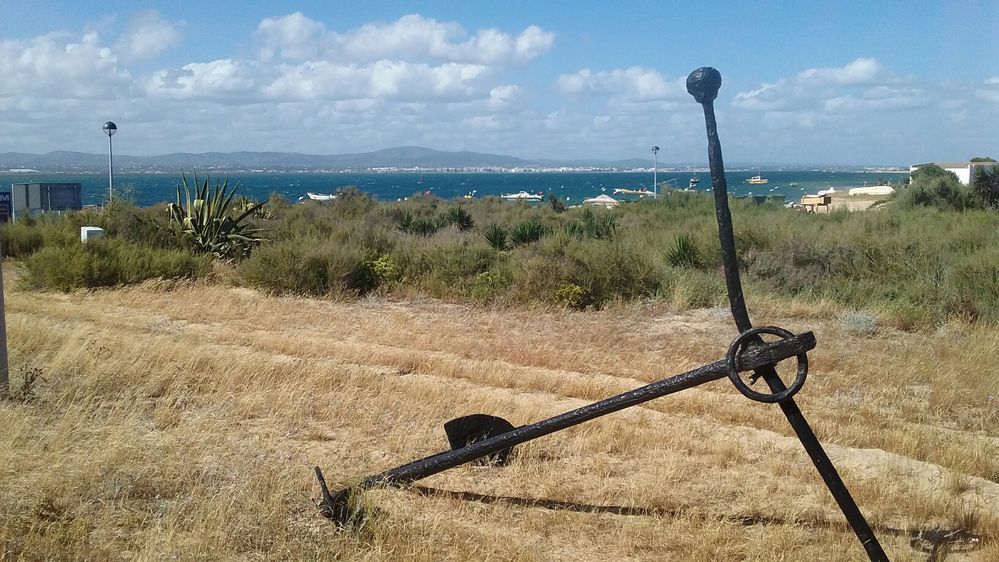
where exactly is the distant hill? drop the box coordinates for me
[0,146,647,172]
[0,148,903,173]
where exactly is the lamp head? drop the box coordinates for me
[103,121,117,137]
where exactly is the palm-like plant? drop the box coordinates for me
[972,164,999,209]
[510,219,548,247]
[167,174,265,260]
[439,207,475,231]
[483,223,508,251]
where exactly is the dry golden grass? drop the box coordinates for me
[1,264,997,561]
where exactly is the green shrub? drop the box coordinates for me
[483,224,508,251]
[971,164,999,209]
[166,174,265,260]
[553,283,590,309]
[439,207,474,231]
[24,237,211,291]
[0,220,45,257]
[897,165,980,210]
[468,269,511,302]
[369,254,401,285]
[667,234,702,268]
[510,219,548,247]
[564,208,617,240]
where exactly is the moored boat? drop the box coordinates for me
[612,187,654,197]
[305,192,336,201]
[746,174,768,185]
[500,191,543,201]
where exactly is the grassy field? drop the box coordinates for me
[1,264,996,561]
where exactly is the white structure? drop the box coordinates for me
[80,227,104,243]
[909,162,995,185]
[848,186,895,196]
[582,194,620,207]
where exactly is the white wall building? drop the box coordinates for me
[909,162,995,185]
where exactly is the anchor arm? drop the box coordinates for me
[318,330,815,525]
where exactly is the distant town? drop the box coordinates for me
[0,146,909,175]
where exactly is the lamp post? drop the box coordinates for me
[103,121,117,202]
[651,145,660,198]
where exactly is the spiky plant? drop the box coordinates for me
[439,207,475,231]
[667,233,701,268]
[167,174,265,260]
[483,223,508,251]
[972,164,999,209]
[510,219,548,247]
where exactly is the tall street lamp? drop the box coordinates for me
[651,145,660,199]
[103,121,117,202]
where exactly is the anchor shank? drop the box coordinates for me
[347,332,814,490]
[688,66,887,561]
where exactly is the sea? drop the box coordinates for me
[0,169,909,208]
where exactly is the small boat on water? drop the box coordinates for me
[304,192,336,201]
[501,191,543,201]
[746,174,769,185]
[688,176,700,189]
[613,187,654,197]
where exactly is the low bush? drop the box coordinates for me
[6,182,999,329]
[24,237,211,291]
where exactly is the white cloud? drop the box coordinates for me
[257,13,554,64]
[978,77,999,104]
[488,85,521,109]
[732,58,916,114]
[262,60,488,102]
[823,86,928,111]
[257,12,326,61]
[797,58,882,85]
[731,80,790,111]
[556,67,683,102]
[146,59,254,99]
[116,11,183,61]
[0,31,130,98]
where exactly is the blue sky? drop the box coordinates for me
[1,1,997,164]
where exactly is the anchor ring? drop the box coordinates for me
[726,326,808,403]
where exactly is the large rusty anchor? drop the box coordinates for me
[315,67,892,560]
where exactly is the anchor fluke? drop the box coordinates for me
[444,414,516,466]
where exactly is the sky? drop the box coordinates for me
[1,1,997,165]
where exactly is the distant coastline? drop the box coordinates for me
[1,169,910,208]
[0,146,909,176]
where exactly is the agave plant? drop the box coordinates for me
[510,219,549,247]
[483,223,508,251]
[667,233,701,268]
[167,174,265,260]
[438,207,475,231]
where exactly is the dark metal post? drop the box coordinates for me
[687,67,887,561]
[0,245,8,398]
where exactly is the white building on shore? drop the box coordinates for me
[909,162,995,185]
